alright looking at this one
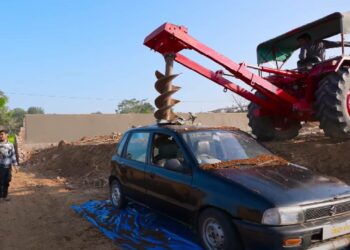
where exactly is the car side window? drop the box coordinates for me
[151,133,184,168]
[116,134,128,157]
[125,132,150,163]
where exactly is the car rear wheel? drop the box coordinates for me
[110,179,126,209]
[198,208,243,250]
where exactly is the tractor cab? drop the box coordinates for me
[257,11,350,72]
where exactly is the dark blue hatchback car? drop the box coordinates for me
[109,124,350,250]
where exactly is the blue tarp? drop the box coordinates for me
[72,200,203,250]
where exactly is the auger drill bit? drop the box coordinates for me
[154,54,181,123]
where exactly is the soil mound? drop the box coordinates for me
[24,135,121,188]
[264,123,350,183]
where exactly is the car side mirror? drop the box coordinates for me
[164,159,185,172]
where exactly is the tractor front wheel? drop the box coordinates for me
[315,67,350,139]
[247,93,301,141]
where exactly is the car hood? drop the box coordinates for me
[210,163,350,206]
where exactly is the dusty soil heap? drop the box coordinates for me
[23,135,121,189]
[264,122,350,184]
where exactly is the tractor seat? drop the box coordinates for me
[297,56,322,72]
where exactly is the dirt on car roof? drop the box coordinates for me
[162,124,240,133]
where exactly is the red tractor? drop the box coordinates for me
[144,12,350,141]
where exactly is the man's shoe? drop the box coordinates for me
[3,197,10,202]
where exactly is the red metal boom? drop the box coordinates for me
[144,23,303,115]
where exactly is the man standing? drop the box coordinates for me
[0,129,18,201]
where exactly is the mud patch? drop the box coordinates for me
[201,154,288,170]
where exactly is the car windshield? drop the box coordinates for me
[182,130,271,165]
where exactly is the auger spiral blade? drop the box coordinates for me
[154,69,181,123]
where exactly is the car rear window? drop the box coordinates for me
[116,134,128,156]
[125,132,150,163]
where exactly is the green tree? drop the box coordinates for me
[116,98,155,114]
[27,106,45,114]
[0,91,10,127]
[8,108,26,133]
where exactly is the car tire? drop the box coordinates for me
[110,179,126,209]
[198,208,243,250]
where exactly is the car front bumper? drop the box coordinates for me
[233,214,350,250]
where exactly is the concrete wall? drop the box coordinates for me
[24,113,249,144]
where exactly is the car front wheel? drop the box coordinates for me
[110,179,126,209]
[199,208,243,250]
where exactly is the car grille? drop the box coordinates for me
[305,200,350,221]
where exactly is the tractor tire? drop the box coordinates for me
[247,92,301,141]
[315,67,350,139]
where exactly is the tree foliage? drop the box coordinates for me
[0,91,8,108]
[27,106,45,114]
[8,108,26,133]
[0,91,10,127]
[116,99,155,114]
[0,91,45,133]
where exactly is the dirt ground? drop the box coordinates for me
[264,123,350,184]
[1,124,350,250]
[0,169,115,250]
[0,136,119,250]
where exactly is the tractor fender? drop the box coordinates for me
[309,56,350,77]
[337,56,350,70]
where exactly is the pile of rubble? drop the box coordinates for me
[22,134,122,189]
[264,130,350,184]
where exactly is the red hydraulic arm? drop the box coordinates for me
[144,23,302,115]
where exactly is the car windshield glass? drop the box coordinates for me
[182,130,271,165]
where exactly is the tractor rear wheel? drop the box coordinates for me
[247,93,301,141]
[315,67,350,139]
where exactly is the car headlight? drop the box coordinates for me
[262,207,305,225]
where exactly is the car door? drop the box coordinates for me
[144,132,196,223]
[117,131,150,202]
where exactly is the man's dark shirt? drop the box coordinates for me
[299,40,349,61]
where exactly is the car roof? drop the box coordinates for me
[126,124,243,134]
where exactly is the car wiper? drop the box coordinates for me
[256,158,283,166]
